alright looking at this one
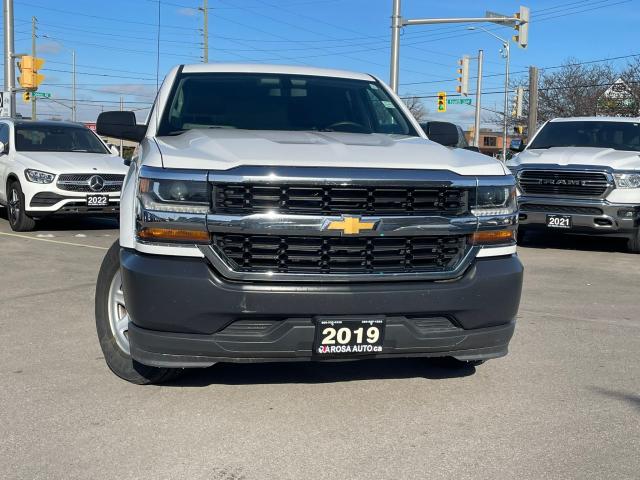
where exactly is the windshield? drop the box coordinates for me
[158,73,417,136]
[529,121,640,152]
[15,124,109,153]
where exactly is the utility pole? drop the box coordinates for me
[527,66,539,141]
[71,49,76,121]
[119,96,124,155]
[473,49,483,148]
[31,16,36,120]
[200,0,209,63]
[3,0,16,117]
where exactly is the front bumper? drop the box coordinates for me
[121,248,523,368]
[518,196,639,237]
[27,192,120,216]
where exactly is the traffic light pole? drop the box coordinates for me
[3,0,16,117]
[388,1,526,92]
[473,49,483,148]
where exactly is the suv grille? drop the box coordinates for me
[213,234,466,274]
[518,170,610,197]
[213,184,467,216]
[57,173,125,193]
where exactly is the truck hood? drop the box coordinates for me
[511,147,640,170]
[154,129,507,176]
[15,151,128,174]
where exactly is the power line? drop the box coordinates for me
[15,1,200,30]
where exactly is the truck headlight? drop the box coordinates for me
[471,185,516,216]
[138,177,209,214]
[136,176,210,244]
[613,173,640,189]
[25,169,55,184]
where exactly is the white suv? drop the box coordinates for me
[0,119,128,231]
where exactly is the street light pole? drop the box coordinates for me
[469,26,511,161]
[502,41,510,161]
[71,49,76,121]
[473,49,483,148]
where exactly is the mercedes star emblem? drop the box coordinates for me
[88,175,105,192]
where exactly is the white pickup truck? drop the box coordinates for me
[508,117,640,252]
[93,63,523,384]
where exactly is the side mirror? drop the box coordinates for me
[0,141,6,154]
[96,111,146,143]
[422,121,459,147]
[109,145,120,155]
[509,140,526,152]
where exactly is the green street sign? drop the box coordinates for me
[33,91,51,98]
[447,98,472,105]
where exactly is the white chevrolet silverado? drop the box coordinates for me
[93,63,523,384]
[508,117,640,252]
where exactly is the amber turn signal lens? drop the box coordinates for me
[138,227,209,243]
[470,229,515,245]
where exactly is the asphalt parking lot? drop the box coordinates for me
[1,213,638,480]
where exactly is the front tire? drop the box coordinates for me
[95,241,183,384]
[7,180,36,232]
[628,228,640,254]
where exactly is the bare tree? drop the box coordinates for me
[621,56,640,114]
[536,59,616,121]
[403,96,427,122]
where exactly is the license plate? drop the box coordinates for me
[87,194,109,207]
[314,317,385,357]
[546,214,572,229]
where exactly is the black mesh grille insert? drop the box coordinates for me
[214,234,467,274]
[214,184,467,216]
[519,204,603,215]
[30,192,66,207]
[518,170,610,197]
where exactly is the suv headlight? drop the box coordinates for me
[613,173,640,189]
[471,185,517,216]
[25,169,55,184]
[136,175,210,244]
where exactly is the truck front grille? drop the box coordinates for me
[57,173,125,193]
[213,184,467,216]
[213,234,467,274]
[518,170,610,197]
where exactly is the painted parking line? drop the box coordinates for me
[0,231,109,250]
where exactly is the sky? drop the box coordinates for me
[1,0,639,128]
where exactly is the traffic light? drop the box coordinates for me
[513,86,524,118]
[17,56,45,89]
[437,91,447,113]
[513,6,530,48]
[514,125,524,135]
[456,55,470,96]
[23,92,31,103]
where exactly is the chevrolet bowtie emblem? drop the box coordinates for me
[326,216,376,235]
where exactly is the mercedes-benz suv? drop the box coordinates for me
[0,120,127,231]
